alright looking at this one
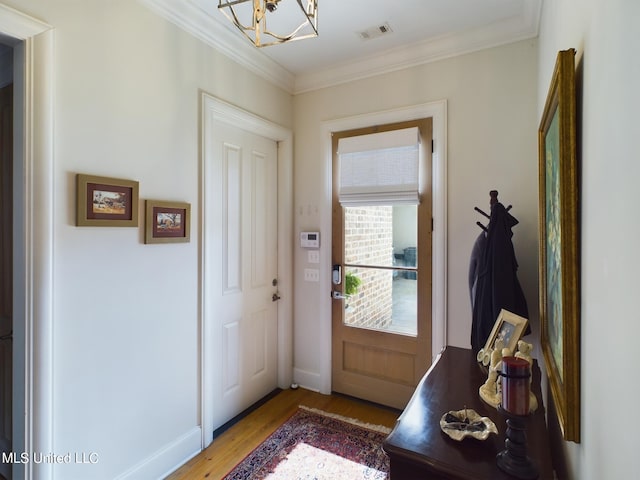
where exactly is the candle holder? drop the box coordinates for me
[496,356,538,479]
[496,406,539,479]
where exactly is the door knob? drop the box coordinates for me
[272,293,281,302]
[331,291,348,300]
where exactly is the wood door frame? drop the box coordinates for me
[199,93,293,448]
[318,101,448,394]
[0,6,54,480]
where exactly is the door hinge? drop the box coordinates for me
[431,140,434,153]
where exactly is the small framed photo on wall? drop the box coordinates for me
[145,200,191,244]
[76,174,139,227]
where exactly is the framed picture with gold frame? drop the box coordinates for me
[76,174,139,227]
[481,309,529,357]
[538,48,580,442]
[145,200,191,244]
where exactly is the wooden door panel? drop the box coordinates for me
[331,118,433,409]
[342,342,416,385]
[332,371,415,410]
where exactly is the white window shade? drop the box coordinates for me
[338,127,420,206]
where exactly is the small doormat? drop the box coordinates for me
[223,406,391,479]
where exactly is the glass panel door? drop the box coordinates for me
[331,118,432,410]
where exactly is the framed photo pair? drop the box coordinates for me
[76,174,191,245]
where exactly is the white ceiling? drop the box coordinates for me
[142,0,542,94]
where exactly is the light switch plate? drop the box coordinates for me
[304,268,319,282]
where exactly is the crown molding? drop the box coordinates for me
[139,0,295,92]
[0,3,51,41]
[140,0,541,95]
[293,8,541,94]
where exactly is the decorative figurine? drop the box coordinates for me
[515,340,532,364]
[515,340,538,412]
[479,339,505,408]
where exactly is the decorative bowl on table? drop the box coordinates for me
[439,408,498,441]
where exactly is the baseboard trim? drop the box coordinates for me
[293,368,323,393]
[212,388,282,440]
[115,427,201,480]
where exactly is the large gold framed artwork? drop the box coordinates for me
[538,48,580,442]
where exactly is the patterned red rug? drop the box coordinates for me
[223,406,391,479]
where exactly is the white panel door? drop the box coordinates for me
[207,120,279,431]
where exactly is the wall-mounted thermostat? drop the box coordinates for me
[300,231,320,248]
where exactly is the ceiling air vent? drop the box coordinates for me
[357,22,393,41]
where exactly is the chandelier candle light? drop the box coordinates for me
[218,0,318,47]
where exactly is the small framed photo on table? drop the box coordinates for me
[482,309,529,356]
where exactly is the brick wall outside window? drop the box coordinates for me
[344,206,393,329]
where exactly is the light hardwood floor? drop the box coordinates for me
[165,388,401,479]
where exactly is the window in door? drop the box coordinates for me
[343,204,417,336]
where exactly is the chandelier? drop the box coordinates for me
[218,0,318,47]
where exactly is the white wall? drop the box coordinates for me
[3,1,292,479]
[538,0,640,478]
[292,39,539,391]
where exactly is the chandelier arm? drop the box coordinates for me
[264,21,314,42]
[219,0,318,47]
[299,1,318,36]
[222,5,253,31]
[297,0,318,20]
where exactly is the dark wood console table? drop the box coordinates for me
[383,346,553,479]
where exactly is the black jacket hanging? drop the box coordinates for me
[470,202,529,353]
[468,231,487,312]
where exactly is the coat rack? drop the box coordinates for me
[470,189,527,353]
[475,190,513,232]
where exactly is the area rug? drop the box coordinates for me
[223,406,392,479]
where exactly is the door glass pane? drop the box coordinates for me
[343,206,417,336]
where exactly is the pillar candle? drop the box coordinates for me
[501,356,530,415]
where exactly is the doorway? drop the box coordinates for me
[0,8,55,479]
[331,119,433,409]
[0,80,12,480]
[200,94,294,447]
